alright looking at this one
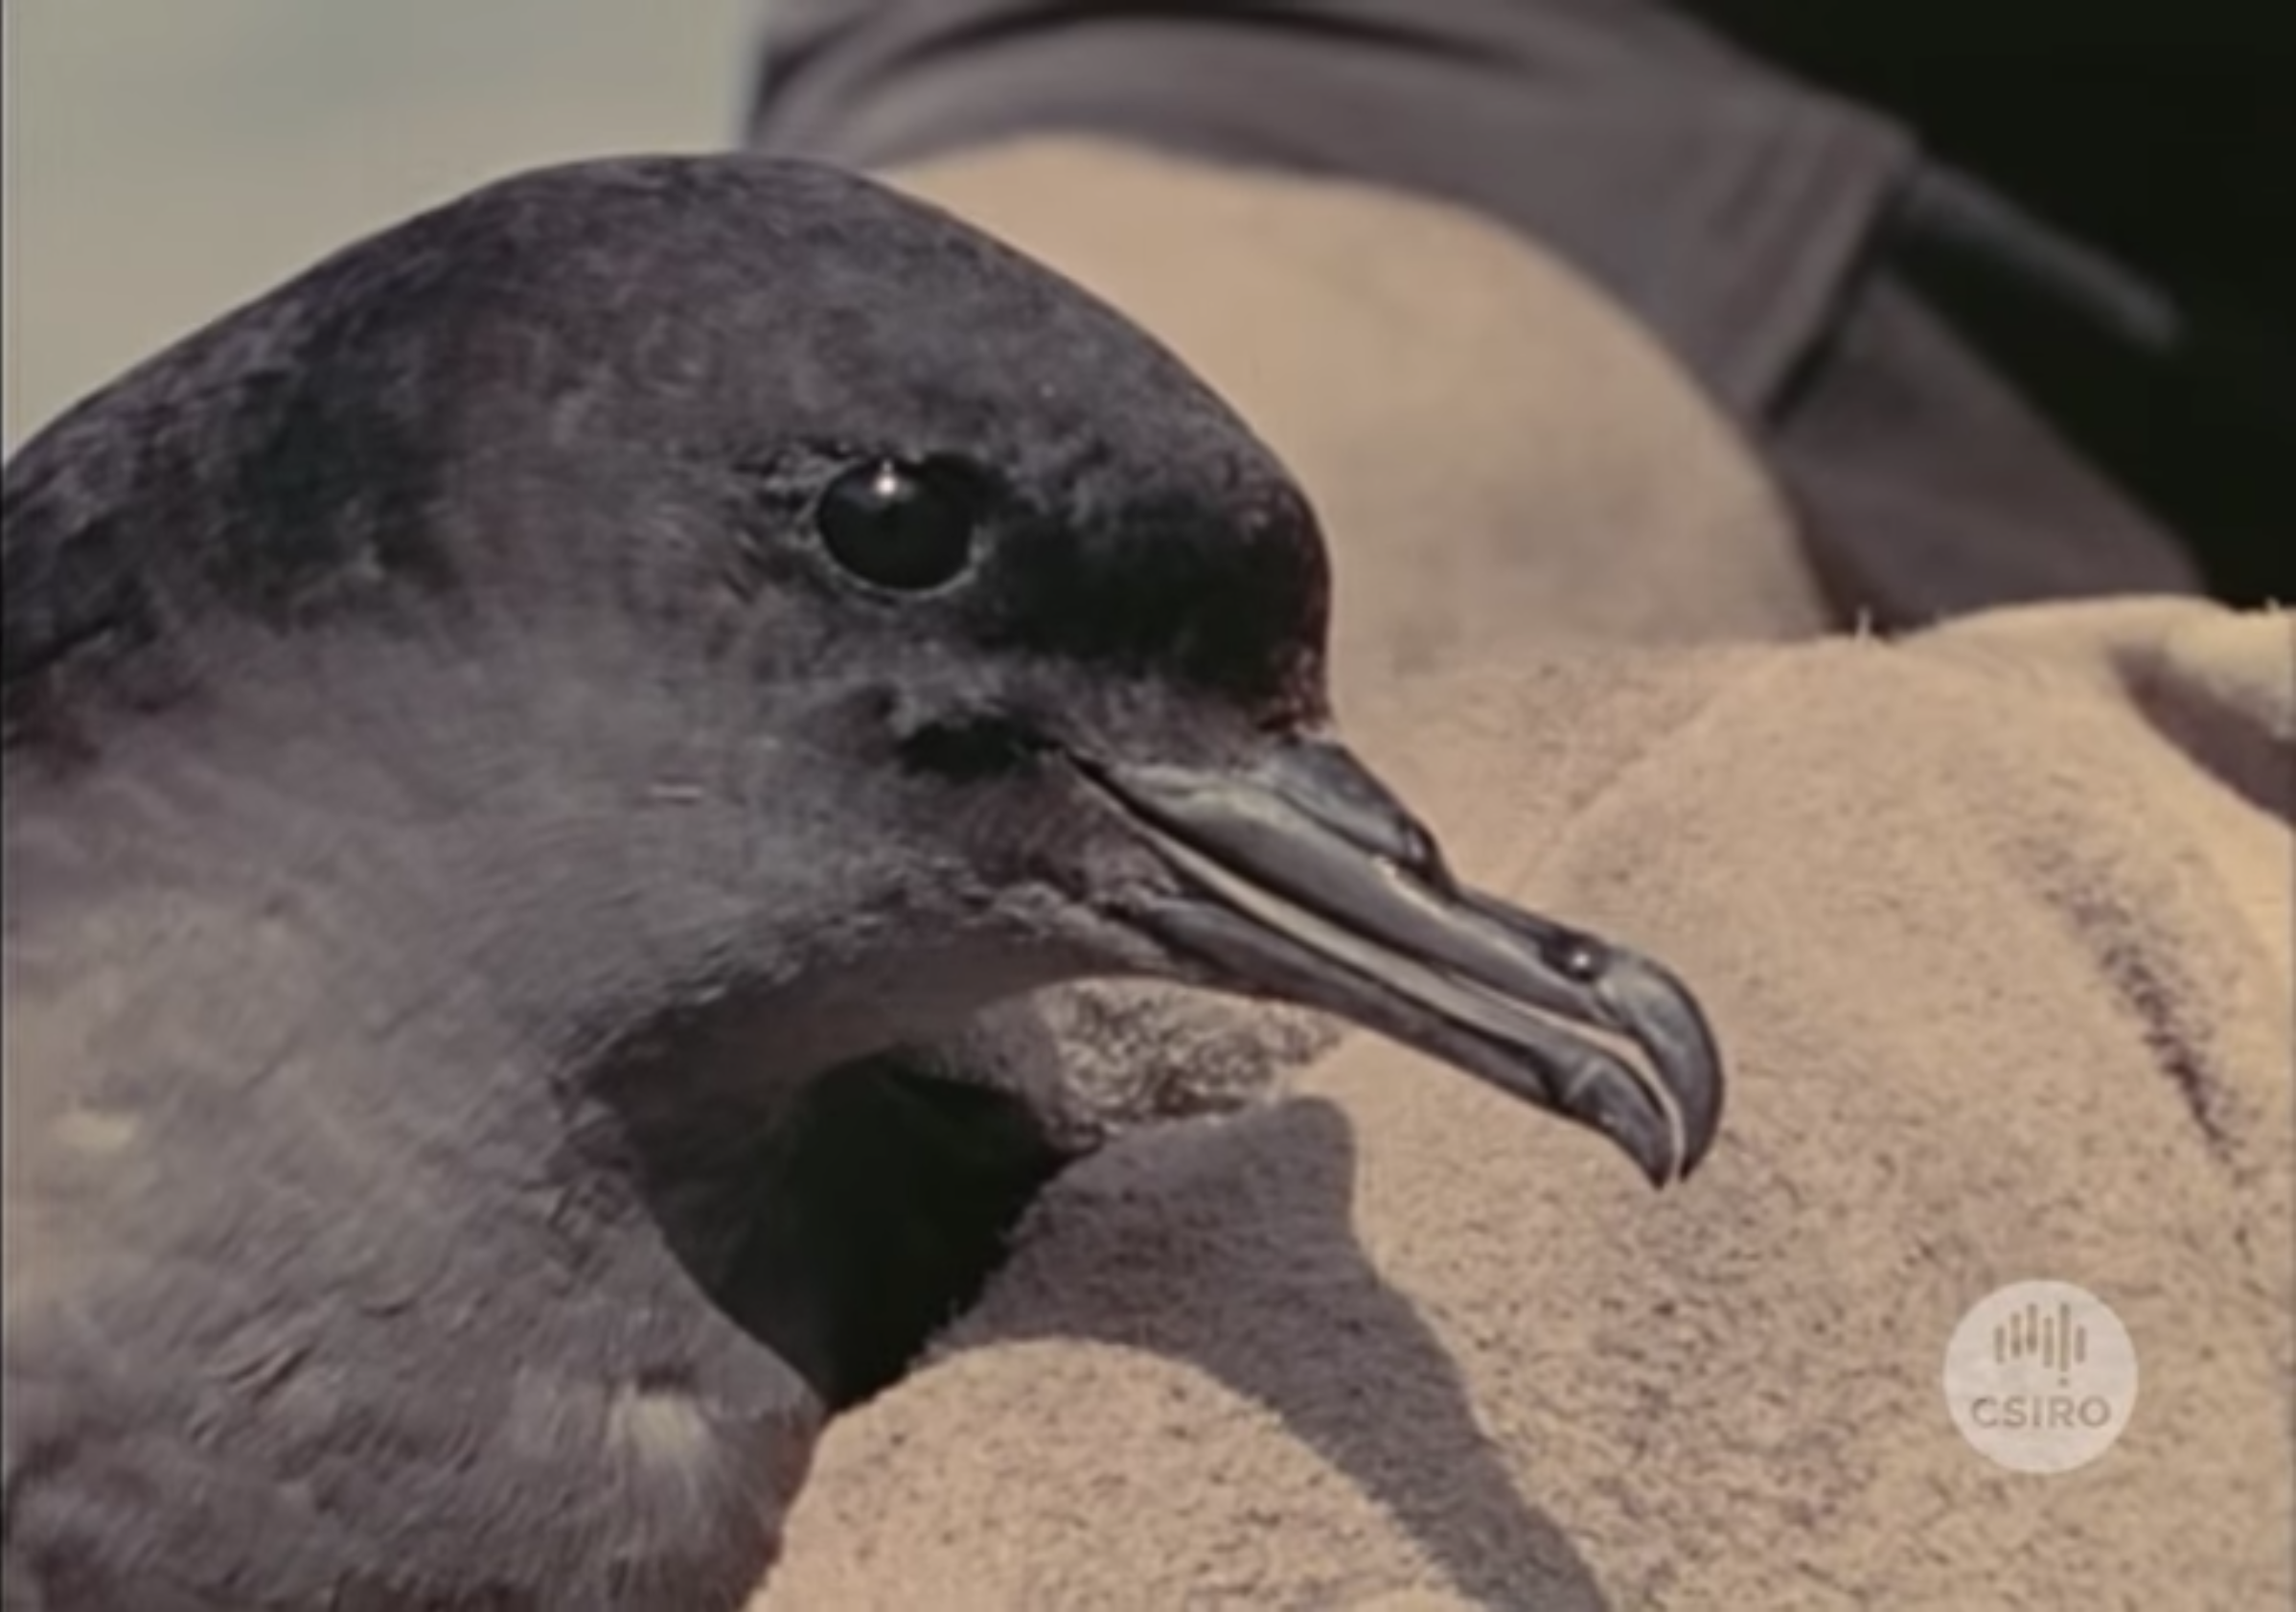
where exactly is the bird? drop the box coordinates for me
[0,154,1723,1611]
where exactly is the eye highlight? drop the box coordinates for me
[813,459,977,593]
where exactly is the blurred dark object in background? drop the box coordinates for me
[1686,0,2295,607]
[1685,0,2292,338]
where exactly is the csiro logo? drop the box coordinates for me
[1943,1280,2139,1473]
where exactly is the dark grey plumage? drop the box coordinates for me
[2,156,1722,1611]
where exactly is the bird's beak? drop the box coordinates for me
[1079,737,1723,1186]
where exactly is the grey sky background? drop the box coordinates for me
[5,2,757,450]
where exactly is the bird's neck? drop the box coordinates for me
[2,651,1053,1601]
[11,696,869,1255]
[6,656,1060,1283]
[4,751,830,1606]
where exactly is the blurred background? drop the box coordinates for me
[4,0,753,451]
[8,2,2285,605]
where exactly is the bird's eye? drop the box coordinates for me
[813,459,976,593]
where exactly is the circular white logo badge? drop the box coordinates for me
[1943,1280,2138,1473]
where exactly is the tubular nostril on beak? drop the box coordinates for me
[1264,739,1455,891]
[1394,819,1455,895]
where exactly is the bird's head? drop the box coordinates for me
[4,157,1722,1186]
